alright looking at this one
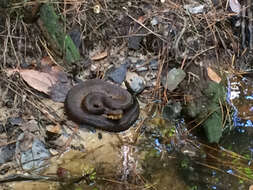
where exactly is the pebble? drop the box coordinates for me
[151,17,158,26]
[0,143,16,165]
[145,72,157,87]
[16,136,50,172]
[106,64,128,84]
[149,59,158,70]
[125,72,146,93]
[161,68,186,91]
[135,60,148,72]
[90,63,99,72]
[7,117,23,126]
[184,4,205,14]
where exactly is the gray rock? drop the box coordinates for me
[135,60,148,72]
[161,68,186,91]
[126,72,146,93]
[16,134,50,172]
[149,59,158,70]
[0,143,16,164]
[151,17,158,26]
[184,4,205,14]
[107,64,128,84]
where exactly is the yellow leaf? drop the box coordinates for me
[207,67,221,83]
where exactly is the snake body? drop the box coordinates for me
[65,79,139,132]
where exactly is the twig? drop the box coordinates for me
[125,12,168,43]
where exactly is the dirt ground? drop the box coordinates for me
[0,0,252,189]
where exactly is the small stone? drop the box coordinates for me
[145,72,156,82]
[49,148,58,156]
[7,117,23,126]
[135,60,148,72]
[93,5,101,14]
[50,77,72,103]
[16,137,50,172]
[46,125,62,134]
[149,59,158,70]
[161,68,186,91]
[126,72,146,93]
[128,28,146,50]
[184,4,205,14]
[0,143,16,164]
[90,63,99,72]
[107,64,128,84]
[151,17,158,26]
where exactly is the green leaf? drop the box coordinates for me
[202,82,226,143]
[205,82,226,103]
[203,111,222,143]
[39,4,81,64]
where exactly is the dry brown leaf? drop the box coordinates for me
[91,50,108,61]
[6,64,71,102]
[5,68,57,92]
[20,69,58,95]
[207,67,221,83]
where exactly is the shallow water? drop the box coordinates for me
[133,73,253,190]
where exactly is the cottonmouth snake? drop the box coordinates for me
[65,79,139,132]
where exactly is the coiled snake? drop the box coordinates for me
[65,79,139,132]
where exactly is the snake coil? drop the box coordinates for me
[65,79,139,132]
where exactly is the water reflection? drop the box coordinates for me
[227,73,253,128]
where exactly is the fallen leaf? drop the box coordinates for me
[207,67,221,83]
[91,50,108,61]
[6,65,71,102]
[20,69,58,95]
